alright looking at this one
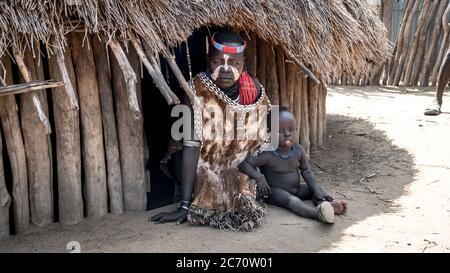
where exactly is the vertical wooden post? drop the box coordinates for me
[308,78,318,152]
[92,37,124,215]
[0,112,11,238]
[431,2,450,86]
[410,0,440,85]
[276,47,288,107]
[17,48,53,227]
[392,0,421,86]
[419,0,448,86]
[322,83,327,144]
[300,75,310,159]
[402,0,432,86]
[317,83,325,149]
[265,44,279,105]
[0,55,29,233]
[111,41,147,211]
[243,32,257,77]
[285,62,296,112]
[48,45,84,225]
[292,67,302,143]
[70,33,108,218]
[388,0,414,85]
[34,46,54,216]
[257,38,268,88]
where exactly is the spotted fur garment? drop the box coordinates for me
[187,72,271,231]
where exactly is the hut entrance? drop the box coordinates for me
[143,29,208,210]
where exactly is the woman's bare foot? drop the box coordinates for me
[330,200,347,215]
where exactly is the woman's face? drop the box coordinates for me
[209,49,245,89]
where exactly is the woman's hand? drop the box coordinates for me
[150,209,188,224]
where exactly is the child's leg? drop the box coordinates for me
[296,184,347,214]
[295,184,325,206]
[267,187,316,219]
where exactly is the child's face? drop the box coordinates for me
[278,112,296,149]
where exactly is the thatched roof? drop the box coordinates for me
[0,0,389,80]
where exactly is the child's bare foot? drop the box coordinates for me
[316,202,335,224]
[330,200,347,215]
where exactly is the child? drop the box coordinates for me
[238,108,347,224]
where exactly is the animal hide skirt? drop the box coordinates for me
[186,72,271,231]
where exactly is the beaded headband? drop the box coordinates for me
[211,32,246,54]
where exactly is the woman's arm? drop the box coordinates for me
[151,94,200,224]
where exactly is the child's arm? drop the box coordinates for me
[239,154,272,198]
[298,145,333,201]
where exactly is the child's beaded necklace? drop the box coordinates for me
[271,145,295,160]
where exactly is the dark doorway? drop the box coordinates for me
[142,28,209,210]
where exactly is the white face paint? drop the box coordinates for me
[211,53,241,82]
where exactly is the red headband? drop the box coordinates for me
[211,33,246,54]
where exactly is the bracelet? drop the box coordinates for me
[178,200,191,211]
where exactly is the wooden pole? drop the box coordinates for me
[265,44,279,105]
[411,0,440,86]
[292,67,302,143]
[285,62,296,112]
[432,2,450,86]
[109,38,141,119]
[392,0,421,86]
[33,46,54,216]
[243,32,257,77]
[0,128,11,238]
[276,47,288,107]
[283,47,320,86]
[129,32,179,105]
[160,47,195,102]
[322,83,327,143]
[308,78,318,152]
[48,45,84,226]
[111,41,147,211]
[402,0,432,86]
[54,44,79,110]
[13,48,51,134]
[257,38,268,88]
[388,0,414,85]
[0,80,63,96]
[16,48,53,227]
[371,0,391,86]
[317,82,325,149]
[92,37,124,215]
[0,54,30,233]
[70,33,108,218]
[419,0,449,86]
[300,75,310,159]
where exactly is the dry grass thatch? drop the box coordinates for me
[0,0,389,80]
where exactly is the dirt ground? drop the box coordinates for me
[0,85,449,253]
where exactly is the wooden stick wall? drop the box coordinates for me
[332,0,450,87]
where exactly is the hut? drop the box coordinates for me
[0,0,389,237]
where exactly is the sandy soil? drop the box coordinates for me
[0,85,449,253]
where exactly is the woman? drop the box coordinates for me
[151,30,271,231]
